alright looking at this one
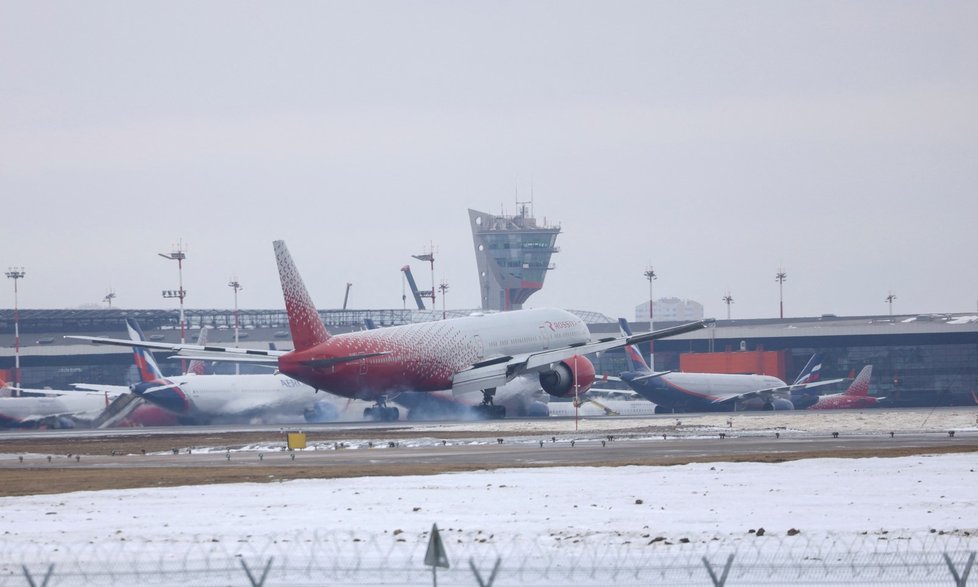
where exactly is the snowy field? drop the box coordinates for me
[2,408,978,585]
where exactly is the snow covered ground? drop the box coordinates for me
[2,408,978,585]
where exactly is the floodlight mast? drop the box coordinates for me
[103,290,116,307]
[438,280,449,320]
[775,267,787,319]
[886,291,896,316]
[644,266,657,369]
[228,279,243,375]
[722,291,734,320]
[5,267,25,392]
[159,241,187,372]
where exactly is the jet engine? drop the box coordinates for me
[763,397,795,411]
[538,355,596,398]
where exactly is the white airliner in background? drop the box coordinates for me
[77,318,373,424]
[71,241,709,421]
[0,379,117,429]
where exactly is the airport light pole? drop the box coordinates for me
[159,242,187,373]
[644,266,657,369]
[722,291,734,320]
[438,280,449,320]
[228,278,242,375]
[775,267,787,319]
[886,291,896,316]
[103,290,116,307]
[5,268,25,392]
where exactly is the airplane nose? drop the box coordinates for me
[132,382,190,414]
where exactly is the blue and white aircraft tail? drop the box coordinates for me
[792,353,823,386]
[618,318,652,373]
[125,318,166,382]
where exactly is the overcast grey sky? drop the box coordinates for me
[2,1,976,321]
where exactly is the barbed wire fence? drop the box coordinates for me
[2,530,976,586]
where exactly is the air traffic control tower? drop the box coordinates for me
[469,205,561,311]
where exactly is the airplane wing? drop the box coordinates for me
[65,335,284,364]
[71,384,131,396]
[7,386,73,397]
[8,385,126,398]
[452,319,712,394]
[710,378,846,406]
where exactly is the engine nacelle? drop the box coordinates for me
[764,397,795,411]
[538,355,596,398]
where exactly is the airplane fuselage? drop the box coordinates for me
[623,371,789,412]
[132,373,351,422]
[277,308,592,401]
[0,393,110,428]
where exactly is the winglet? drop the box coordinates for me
[274,240,331,351]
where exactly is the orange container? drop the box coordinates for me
[680,350,787,380]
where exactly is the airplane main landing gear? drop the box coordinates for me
[364,406,400,421]
[364,397,400,421]
[472,388,506,419]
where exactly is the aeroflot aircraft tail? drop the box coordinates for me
[274,240,331,352]
[125,319,165,382]
[793,354,823,385]
[618,319,651,373]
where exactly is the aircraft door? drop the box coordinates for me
[538,326,552,350]
[471,335,485,360]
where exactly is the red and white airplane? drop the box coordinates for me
[807,365,881,410]
[71,240,709,420]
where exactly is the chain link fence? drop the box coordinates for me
[3,530,976,586]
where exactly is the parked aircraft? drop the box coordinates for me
[616,319,835,413]
[78,318,371,425]
[70,241,708,421]
[806,365,881,410]
[546,398,660,417]
[0,377,117,428]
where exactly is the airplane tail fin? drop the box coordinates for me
[793,353,823,385]
[618,318,652,373]
[274,240,331,351]
[126,318,166,382]
[186,328,209,375]
[843,365,873,397]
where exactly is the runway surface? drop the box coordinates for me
[2,407,978,496]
